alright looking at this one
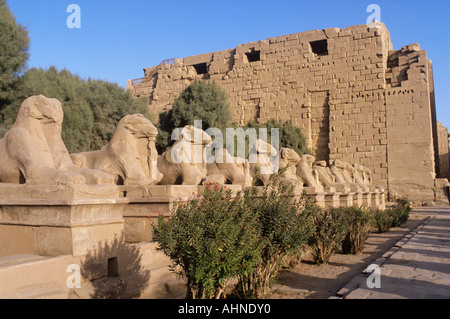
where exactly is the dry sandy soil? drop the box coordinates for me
[268,212,427,299]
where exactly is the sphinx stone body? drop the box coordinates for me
[0,95,114,185]
[71,114,163,186]
[157,125,212,185]
[249,139,278,186]
[296,154,323,191]
[278,148,302,186]
[329,159,361,191]
[205,148,252,187]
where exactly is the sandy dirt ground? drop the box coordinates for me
[268,212,427,299]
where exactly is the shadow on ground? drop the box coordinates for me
[271,215,426,299]
[80,233,150,299]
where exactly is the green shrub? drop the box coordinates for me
[373,208,395,233]
[393,198,411,226]
[152,185,262,299]
[308,207,349,264]
[372,198,411,233]
[390,208,404,228]
[153,170,316,299]
[341,207,373,254]
[235,176,314,298]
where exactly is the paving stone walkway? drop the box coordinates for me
[338,206,450,299]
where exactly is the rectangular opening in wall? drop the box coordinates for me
[108,257,119,277]
[192,63,208,75]
[310,39,328,57]
[245,48,261,63]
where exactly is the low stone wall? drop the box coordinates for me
[0,183,385,299]
[0,184,127,258]
[120,184,385,244]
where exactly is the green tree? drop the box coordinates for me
[169,80,231,131]
[0,0,29,131]
[157,80,232,152]
[245,119,311,156]
[3,66,151,153]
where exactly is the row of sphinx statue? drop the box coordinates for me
[0,95,377,193]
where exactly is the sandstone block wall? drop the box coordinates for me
[128,23,444,203]
[437,121,450,180]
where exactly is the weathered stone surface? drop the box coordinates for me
[437,121,450,180]
[128,23,446,203]
[296,154,323,191]
[71,114,163,186]
[278,148,302,186]
[0,95,115,186]
[344,207,450,299]
[205,148,252,187]
[157,125,212,185]
[249,139,278,186]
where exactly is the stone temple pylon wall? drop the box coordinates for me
[128,23,443,204]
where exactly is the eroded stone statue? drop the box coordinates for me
[71,114,163,186]
[249,139,278,186]
[313,160,337,187]
[352,164,368,189]
[157,125,212,185]
[296,154,323,191]
[361,165,373,186]
[329,159,360,191]
[0,95,114,185]
[278,148,302,186]
[313,160,352,191]
[353,164,376,191]
[204,148,252,187]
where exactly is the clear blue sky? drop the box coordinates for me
[7,0,450,128]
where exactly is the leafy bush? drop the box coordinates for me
[308,207,349,264]
[373,208,395,233]
[153,169,315,299]
[235,176,314,298]
[372,198,411,233]
[392,198,411,227]
[170,80,231,131]
[152,185,262,299]
[341,207,373,254]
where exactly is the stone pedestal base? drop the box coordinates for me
[362,193,372,208]
[353,192,363,208]
[324,193,341,208]
[304,187,326,208]
[0,184,128,257]
[339,193,354,207]
[121,185,244,244]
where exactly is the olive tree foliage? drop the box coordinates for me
[1,66,151,153]
[0,0,29,133]
[244,119,311,156]
[156,80,232,153]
